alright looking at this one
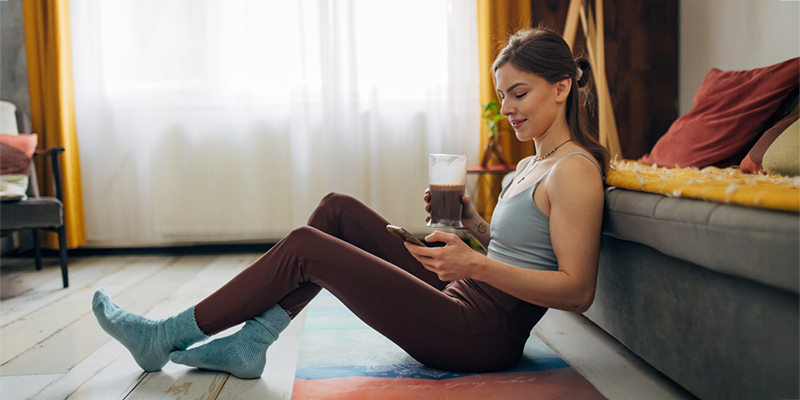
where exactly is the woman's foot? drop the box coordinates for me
[170,305,290,379]
[92,289,208,371]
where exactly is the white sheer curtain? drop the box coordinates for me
[70,0,480,247]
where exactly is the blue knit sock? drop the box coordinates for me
[92,288,208,372]
[169,305,291,379]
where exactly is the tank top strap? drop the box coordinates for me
[534,152,604,184]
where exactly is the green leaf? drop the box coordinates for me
[482,100,503,136]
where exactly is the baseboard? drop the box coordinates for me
[65,242,277,257]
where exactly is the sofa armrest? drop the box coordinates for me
[35,147,65,157]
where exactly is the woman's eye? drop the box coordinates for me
[515,93,527,99]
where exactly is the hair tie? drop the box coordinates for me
[575,66,583,82]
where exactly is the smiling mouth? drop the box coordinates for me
[510,119,526,129]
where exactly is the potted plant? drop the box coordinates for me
[480,101,511,168]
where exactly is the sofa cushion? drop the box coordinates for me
[602,187,799,294]
[640,57,799,168]
[0,197,63,229]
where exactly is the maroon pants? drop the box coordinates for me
[194,193,547,372]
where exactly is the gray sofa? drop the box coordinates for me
[584,187,799,400]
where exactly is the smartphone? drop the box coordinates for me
[386,225,426,247]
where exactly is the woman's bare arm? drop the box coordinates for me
[459,196,491,249]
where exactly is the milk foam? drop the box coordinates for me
[429,154,467,185]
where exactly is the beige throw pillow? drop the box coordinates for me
[763,119,800,177]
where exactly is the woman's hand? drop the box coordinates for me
[424,188,491,249]
[423,189,481,227]
[404,231,482,281]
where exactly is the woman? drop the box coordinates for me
[92,27,608,379]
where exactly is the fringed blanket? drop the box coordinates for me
[606,160,800,212]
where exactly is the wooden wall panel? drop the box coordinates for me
[530,0,678,159]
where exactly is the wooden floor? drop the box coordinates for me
[1,253,694,400]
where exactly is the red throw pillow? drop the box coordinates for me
[0,133,38,175]
[741,101,799,174]
[640,57,800,168]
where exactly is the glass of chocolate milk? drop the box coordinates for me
[427,154,467,228]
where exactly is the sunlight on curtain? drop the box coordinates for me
[70,0,479,247]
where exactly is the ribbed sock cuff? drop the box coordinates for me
[171,306,210,350]
[253,306,291,340]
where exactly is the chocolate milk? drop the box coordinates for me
[429,184,465,226]
[428,154,467,228]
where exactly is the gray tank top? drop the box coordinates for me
[486,152,602,271]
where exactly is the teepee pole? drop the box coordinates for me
[564,0,622,159]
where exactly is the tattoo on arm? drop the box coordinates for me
[477,223,488,234]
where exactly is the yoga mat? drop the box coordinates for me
[291,290,606,399]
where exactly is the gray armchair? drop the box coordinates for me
[1,107,69,288]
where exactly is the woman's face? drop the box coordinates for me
[494,63,568,142]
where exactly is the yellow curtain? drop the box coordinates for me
[476,0,533,221]
[23,0,86,249]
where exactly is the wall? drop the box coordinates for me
[679,0,800,115]
[0,0,30,116]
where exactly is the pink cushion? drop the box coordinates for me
[640,57,799,168]
[0,133,37,175]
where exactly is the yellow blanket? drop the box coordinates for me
[606,160,800,212]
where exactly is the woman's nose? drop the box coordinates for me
[500,100,513,117]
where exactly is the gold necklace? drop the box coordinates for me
[516,139,572,184]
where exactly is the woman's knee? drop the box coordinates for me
[277,226,335,264]
[308,192,361,227]
[286,225,322,243]
[318,192,359,210]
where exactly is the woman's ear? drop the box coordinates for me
[555,77,572,103]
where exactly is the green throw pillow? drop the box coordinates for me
[763,119,800,176]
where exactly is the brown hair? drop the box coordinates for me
[492,28,609,174]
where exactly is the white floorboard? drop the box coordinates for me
[0,374,62,400]
[1,257,172,365]
[2,258,204,376]
[28,340,134,400]
[1,256,137,326]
